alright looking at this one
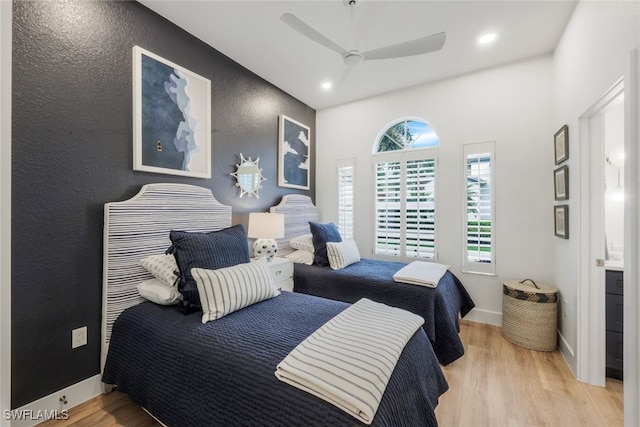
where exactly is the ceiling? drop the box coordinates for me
[139,1,577,110]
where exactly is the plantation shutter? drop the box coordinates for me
[375,160,402,256]
[374,148,437,260]
[337,159,355,240]
[405,156,436,258]
[463,141,495,275]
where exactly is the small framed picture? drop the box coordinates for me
[554,205,569,239]
[554,165,569,200]
[554,124,569,165]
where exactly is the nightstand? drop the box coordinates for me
[254,256,294,292]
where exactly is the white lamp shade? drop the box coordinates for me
[247,212,285,239]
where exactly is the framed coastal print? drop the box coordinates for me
[554,205,569,239]
[554,165,569,200]
[554,125,569,165]
[278,115,311,190]
[133,46,211,178]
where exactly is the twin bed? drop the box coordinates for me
[271,194,475,365]
[101,184,474,426]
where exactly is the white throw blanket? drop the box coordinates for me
[274,298,424,425]
[392,261,450,288]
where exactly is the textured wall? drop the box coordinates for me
[11,0,314,408]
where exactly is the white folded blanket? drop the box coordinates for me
[275,298,424,425]
[392,261,450,288]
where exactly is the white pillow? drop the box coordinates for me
[288,234,315,253]
[139,253,179,286]
[192,258,279,323]
[286,249,314,265]
[137,278,182,305]
[326,240,361,270]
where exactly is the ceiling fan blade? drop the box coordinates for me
[281,13,349,57]
[331,65,352,89]
[362,32,446,61]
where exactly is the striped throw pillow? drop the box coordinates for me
[192,258,279,323]
[326,240,361,270]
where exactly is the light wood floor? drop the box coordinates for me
[39,320,623,427]
[435,320,623,426]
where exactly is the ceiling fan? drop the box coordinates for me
[281,0,446,89]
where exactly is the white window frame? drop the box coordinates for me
[373,147,439,262]
[336,158,355,240]
[462,141,496,275]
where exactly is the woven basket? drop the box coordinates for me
[502,279,558,351]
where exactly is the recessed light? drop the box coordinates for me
[321,81,332,90]
[478,33,497,45]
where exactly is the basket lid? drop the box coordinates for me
[504,279,557,295]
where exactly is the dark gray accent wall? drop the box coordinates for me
[11,0,315,408]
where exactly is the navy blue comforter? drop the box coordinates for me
[102,291,449,427]
[294,259,475,365]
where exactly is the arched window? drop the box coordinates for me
[374,118,439,260]
[376,119,439,152]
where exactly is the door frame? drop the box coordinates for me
[623,48,639,427]
[577,49,639,427]
[577,78,622,387]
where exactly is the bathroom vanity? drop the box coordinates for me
[605,265,623,380]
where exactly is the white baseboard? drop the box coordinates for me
[463,308,502,327]
[557,330,577,378]
[7,375,102,427]
[558,330,574,357]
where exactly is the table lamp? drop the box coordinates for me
[247,212,285,261]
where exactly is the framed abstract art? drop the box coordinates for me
[133,46,211,178]
[278,115,311,190]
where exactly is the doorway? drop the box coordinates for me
[578,47,640,427]
[578,78,624,387]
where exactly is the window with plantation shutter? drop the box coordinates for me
[375,160,402,256]
[374,118,439,261]
[463,141,495,275]
[405,156,436,258]
[337,159,355,240]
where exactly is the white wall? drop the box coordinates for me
[552,0,639,374]
[553,3,640,424]
[317,55,555,324]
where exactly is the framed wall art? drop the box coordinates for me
[278,114,311,190]
[554,165,569,200]
[554,205,569,239]
[554,124,569,165]
[133,46,211,178]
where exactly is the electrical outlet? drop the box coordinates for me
[562,299,568,317]
[72,326,87,349]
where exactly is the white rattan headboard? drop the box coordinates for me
[270,194,320,255]
[101,183,232,370]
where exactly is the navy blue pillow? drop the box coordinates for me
[169,224,250,313]
[309,221,342,267]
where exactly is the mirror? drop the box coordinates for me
[231,154,266,198]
